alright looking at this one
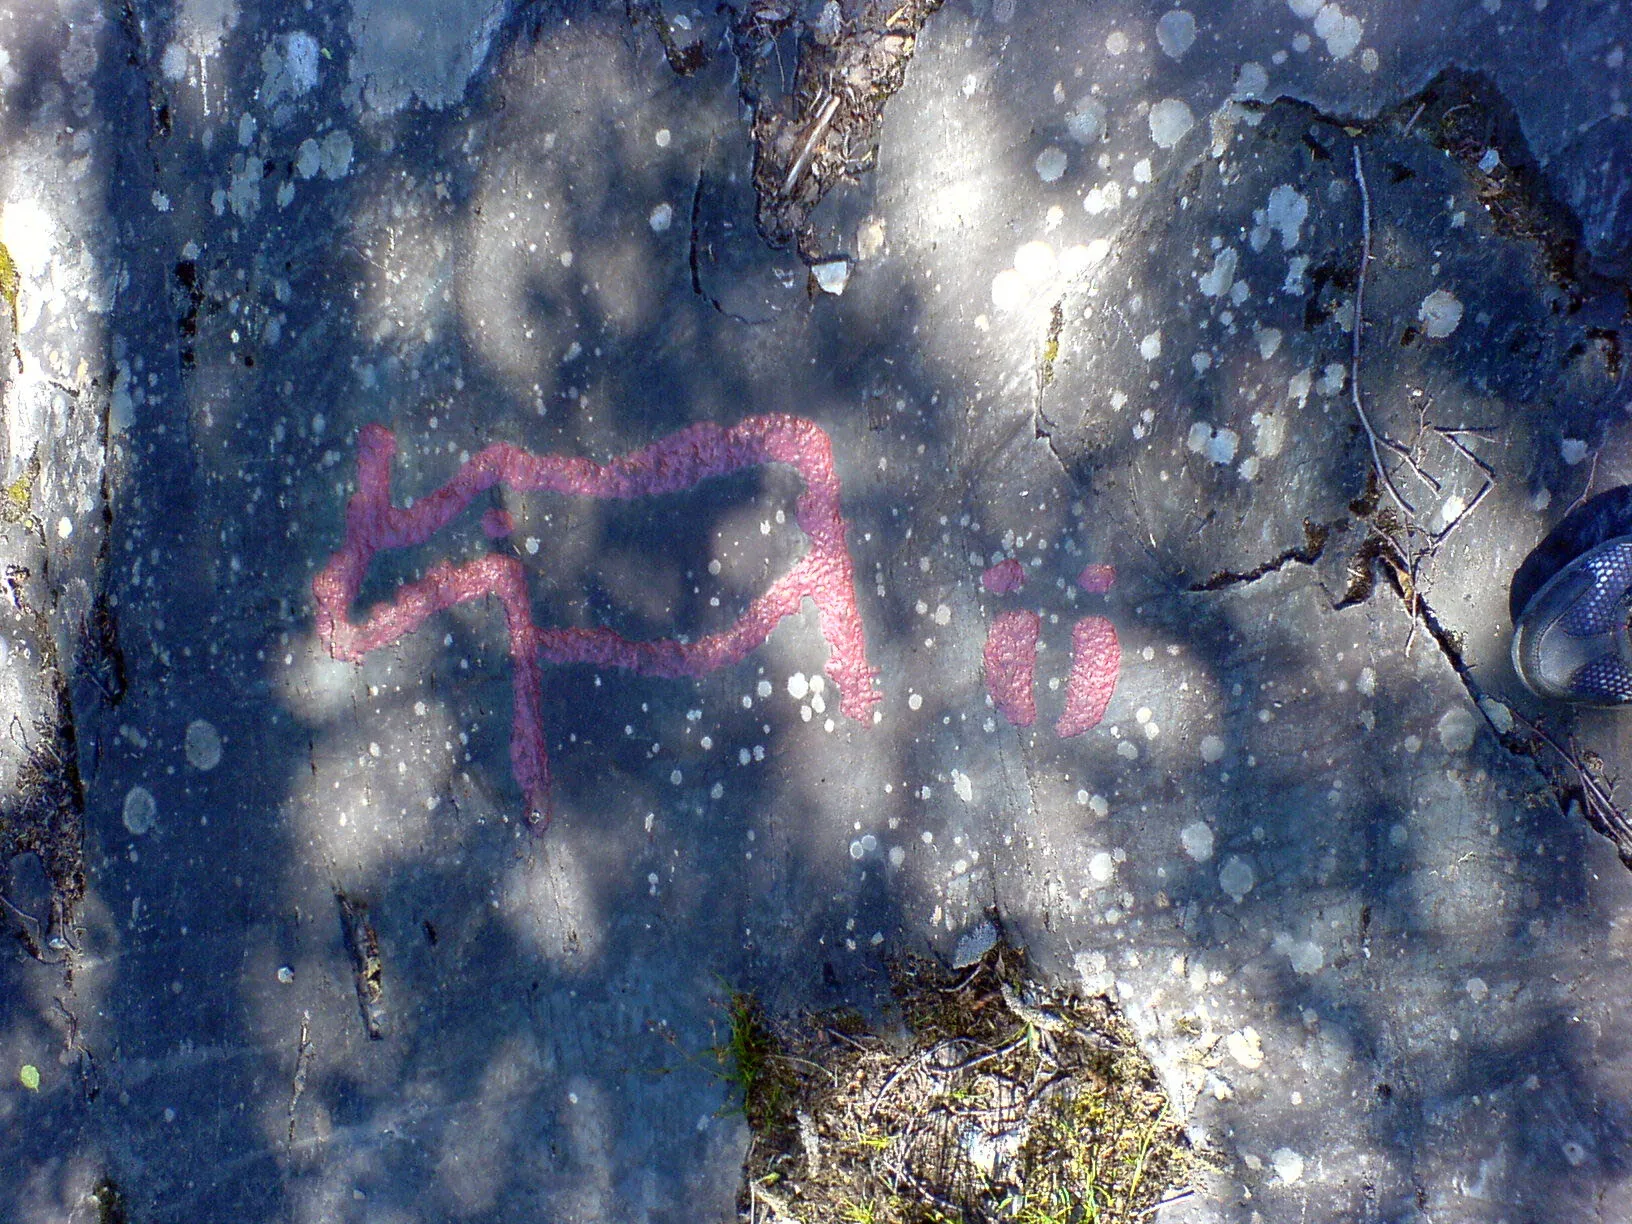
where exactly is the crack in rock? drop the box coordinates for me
[1187,518,1340,592]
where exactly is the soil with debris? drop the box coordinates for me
[732,945,1194,1223]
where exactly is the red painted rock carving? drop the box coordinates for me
[1056,616,1120,738]
[983,609,1041,727]
[1076,563,1116,594]
[982,558,1026,594]
[313,414,881,832]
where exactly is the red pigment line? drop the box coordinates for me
[312,414,881,832]
[983,609,1040,728]
[1056,616,1120,739]
[981,558,1025,594]
[1076,563,1116,594]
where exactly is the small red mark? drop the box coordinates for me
[1076,563,1116,594]
[982,558,1025,594]
[481,508,514,539]
[313,414,881,832]
[983,610,1040,727]
[1056,616,1120,738]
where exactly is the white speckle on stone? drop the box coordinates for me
[1232,61,1269,100]
[954,920,999,967]
[1255,327,1283,360]
[1479,696,1514,735]
[1437,707,1476,753]
[1288,0,1322,16]
[1561,438,1589,465]
[1199,247,1238,297]
[1478,147,1501,173]
[1562,1140,1588,1167]
[1274,933,1325,974]
[284,32,319,94]
[812,259,849,295]
[991,268,1028,311]
[123,786,158,835]
[1106,30,1129,54]
[648,202,673,233]
[1314,3,1362,58]
[161,41,189,81]
[1357,666,1377,697]
[1419,289,1463,338]
[1148,98,1195,149]
[1200,734,1225,763]
[1089,851,1115,883]
[295,138,322,179]
[1271,1148,1305,1184]
[1265,185,1309,249]
[319,129,354,179]
[277,965,295,984]
[1156,10,1197,59]
[788,672,809,700]
[1066,97,1107,144]
[1035,146,1068,182]
[1438,493,1466,530]
[1089,793,1109,817]
[1252,411,1285,457]
[1226,1026,1264,1069]
[1140,330,1163,360]
[185,719,223,771]
[1207,429,1238,464]
[1219,854,1255,901]
[1316,362,1347,396]
[1117,740,1139,760]
[55,515,73,540]
[1014,240,1057,285]
[952,770,974,803]
[1466,976,1489,1003]
[1181,821,1215,861]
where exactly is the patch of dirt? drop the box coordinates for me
[732,0,943,260]
[728,941,1195,1223]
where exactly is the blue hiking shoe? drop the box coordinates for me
[1511,534,1632,704]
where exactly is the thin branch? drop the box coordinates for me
[1350,145,1417,519]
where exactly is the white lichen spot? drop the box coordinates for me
[1288,0,1323,16]
[1313,3,1363,59]
[1437,707,1476,753]
[123,786,158,835]
[1035,146,1068,182]
[1273,933,1325,974]
[1465,976,1489,1003]
[1271,1148,1305,1185]
[1089,794,1109,817]
[1418,289,1463,338]
[1264,185,1310,249]
[1200,734,1225,763]
[1226,1026,1264,1069]
[1232,61,1269,100]
[185,719,223,771]
[1148,98,1195,149]
[295,138,322,180]
[1478,147,1501,173]
[1140,330,1163,361]
[788,672,810,700]
[1065,97,1107,144]
[1181,820,1215,861]
[1316,362,1346,396]
[1089,851,1115,883]
[161,41,189,81]
[1357,666,1377,696]
[1479,696,1514,734]
[1219,854,1255,901]
[1014,240,1057,285]
[1156,10,1197,59]
[952,770,974,803]
[1199,247,1238,297]
[991,268,1028,311]
[1561,438,1589,466]
[319,129,354,179]
[1252,411,1286,458]
[649,202,673,233]
[1105,30,1129,54]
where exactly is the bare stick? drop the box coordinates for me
[1350,146,1416,519]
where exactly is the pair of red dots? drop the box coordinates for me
[980,558,1121,738]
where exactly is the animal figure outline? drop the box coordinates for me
[313,414,881,831]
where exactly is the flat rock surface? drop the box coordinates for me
[2,1,1631,1221]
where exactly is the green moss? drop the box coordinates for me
[0,238,18,333]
